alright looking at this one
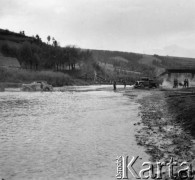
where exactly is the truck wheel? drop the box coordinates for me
[140,83,144,88]
[44,87,50,91]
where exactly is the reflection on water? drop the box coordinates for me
[0,86,148,180]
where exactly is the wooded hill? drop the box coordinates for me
[1,28,195,81]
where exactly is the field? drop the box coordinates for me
[138,54,161,66]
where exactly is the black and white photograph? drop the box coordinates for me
[0,0,195,179]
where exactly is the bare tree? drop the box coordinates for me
[19,31,25,35]
[47,35,51,44]
[52,37,58,47]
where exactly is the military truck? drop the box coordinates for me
[21,81,53,92]
[134,77,158,89]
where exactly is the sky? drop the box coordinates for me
[0,0,195,57]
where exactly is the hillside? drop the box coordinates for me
[139,54,162,66]
[0,29,35,44]
[1,28,195,85]
[92,49,195,69]
[91,49,195,78]
[91,49,155,78]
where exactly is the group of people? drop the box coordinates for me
[173,78,189,88]
[183,79,189,88]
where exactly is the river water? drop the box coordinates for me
[0,85,149,180]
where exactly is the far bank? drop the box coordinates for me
[0,67,99,89]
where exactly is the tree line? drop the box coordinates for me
[0,40,93,71]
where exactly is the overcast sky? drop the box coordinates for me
[0,0,195,57]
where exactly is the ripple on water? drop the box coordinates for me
[0,87,149,180]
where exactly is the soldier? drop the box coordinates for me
[173,78,178,88]
[184,79,186,88]
[176,79,178,88]
[113,81,116,90]
[40,82,43,90]
[173,79,176,88]
[187,79,189,88]
[123,80,126,89]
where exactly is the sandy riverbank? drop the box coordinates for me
[134,88,195,178]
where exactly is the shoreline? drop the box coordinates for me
[135,89,195,177]
[0,81,113,89]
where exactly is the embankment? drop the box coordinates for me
[0,67,89,87]
[135,89,195,177]
[165,88,195,137]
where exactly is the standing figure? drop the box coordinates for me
[113,81,116,90]
[40,82,44,92]
[184,79,187,88]
[187,79,189,88]
[173,78,178,88]
[123,80,126,89]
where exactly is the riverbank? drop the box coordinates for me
[0,67,92,88]
[165,88,195,137]
[135,88,195,177]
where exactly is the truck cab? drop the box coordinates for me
[134,77,158,89]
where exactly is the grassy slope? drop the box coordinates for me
[170,57,195,68]
[139,54,195,69]
[91,49,195,80]
[109,56,129,63]
[139,54,161,66]
[0,54,20,68]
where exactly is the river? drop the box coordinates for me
[0,85,149,180]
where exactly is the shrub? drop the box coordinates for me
[0,67,74,86]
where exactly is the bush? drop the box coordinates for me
[0,67,74,86]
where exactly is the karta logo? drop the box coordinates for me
[116,156,194,179]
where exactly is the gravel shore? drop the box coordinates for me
[135,89,195,178]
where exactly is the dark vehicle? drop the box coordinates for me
[134,77,158,89]
[21,81,53,92]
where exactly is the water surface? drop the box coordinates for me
[0,85,148,180]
